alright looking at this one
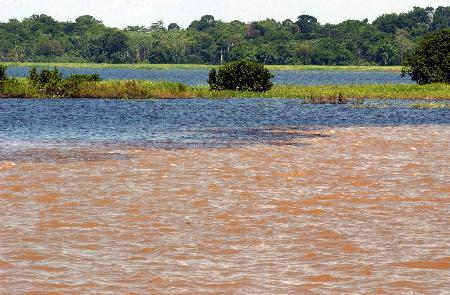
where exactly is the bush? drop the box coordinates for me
[1,78,40,98]
[28,67,102,97]
[29,67,64,97]
[0,64,7,81]
[0,64,7,92]
[208,59,273,92]
[402,29,450,84]
[65,74,101,83]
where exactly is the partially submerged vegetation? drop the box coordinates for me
[27,67,101,97]
[1,79,449,101]
[1,65,449,101]
[1,67,101,98]
[351,101,450,109]
[210,84,450,100]
[409,101,450,109]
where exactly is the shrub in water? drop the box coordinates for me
[402,29,450,84]
[28,67,102,97]
[28,67,64,97]
[0,64,7,81]
[62,74,102,96]
[28,67,39,85]
[0,64,7,92]
[208,59,273,92]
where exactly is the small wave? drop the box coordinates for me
[0,161,16,170]
[108,150,130,155]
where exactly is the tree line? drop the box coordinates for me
[0,6,448,65]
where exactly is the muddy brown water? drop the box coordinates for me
[1,125,449,294]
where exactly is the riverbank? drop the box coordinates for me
[1,78,449,100]
[3,62,402,72]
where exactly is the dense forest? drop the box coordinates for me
[0,6,449,65]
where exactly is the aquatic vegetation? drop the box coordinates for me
[350,103,392,109]
[74,80,195,99]
[0,64,7,81]
[1,80,449,100]
[0,64,449,100]
[302,93,354,104]
[0,64,7,92]
[410,102,450,109]
[0,78,40,98]
[28,67,64,97]
[27,67,103,97]
[350,100,450,109]
[208,84,450,100]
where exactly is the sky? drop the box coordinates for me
[0,0,448,28]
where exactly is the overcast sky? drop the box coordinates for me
[1,0,448,28]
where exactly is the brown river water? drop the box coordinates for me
[1,126,449,294]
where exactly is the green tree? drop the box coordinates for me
[255,44,278,64]
[0,6,448,65]
[96,29,130,63]
[375,42,398,65]
[295,15,318,36]
[75,15,103,27]
[431,6,450,31]
[124,26,149,33]
[168,23,180,31]
[34,38,65,56]
[150,20,166,32]
[402,29,450,84]
[395,29,414,64]
[190,15,216,32]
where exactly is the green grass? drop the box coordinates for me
[78,82,450,100]
[76,80,194,99]
[0,78,40,98]
[1,78,449,100]
[194,84,450,100]
[3,62,402,72]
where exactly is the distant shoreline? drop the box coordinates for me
[3,62,402,73]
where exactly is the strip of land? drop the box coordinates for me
[1,79,449,100]
[3,62,402,72]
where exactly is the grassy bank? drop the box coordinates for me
[1,78,449,100]
[3,62,402,72]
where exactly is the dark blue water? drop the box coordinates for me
[6,67,412,85]
[0,99,448,152]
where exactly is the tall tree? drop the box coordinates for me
[295,15,318,36]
